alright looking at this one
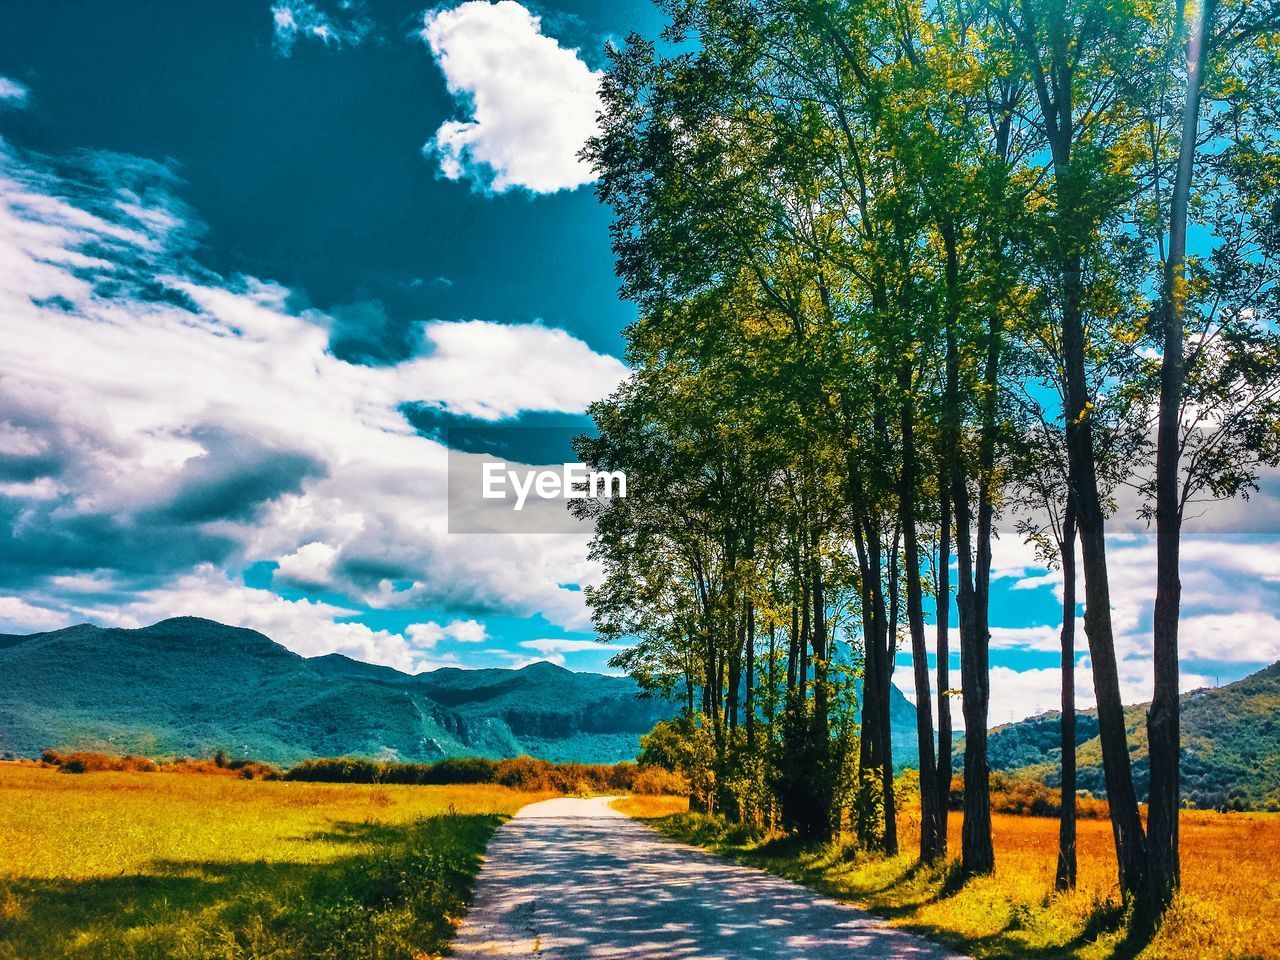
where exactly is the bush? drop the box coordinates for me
[493,755,555,791]
[54,752,158,774]
[632,766,690,796]
[285,758,382,783]
[275,755,642,794]
[962,772,1112,820]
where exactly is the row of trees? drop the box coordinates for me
[577,0,1280,929]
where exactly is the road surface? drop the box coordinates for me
[452,796,968,959]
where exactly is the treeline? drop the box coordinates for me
[283,755,685,794]
[577,0,1280,928]
[38,749,280,779]
[32,749,688,795]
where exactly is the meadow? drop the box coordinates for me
[657,804,1279,960]
[0,763,553,960]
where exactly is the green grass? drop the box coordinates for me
[0,764,551,959]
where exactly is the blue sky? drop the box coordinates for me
[0,0,1277,726]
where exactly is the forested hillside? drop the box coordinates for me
[0,617,673,764]
[987,663,1280,810]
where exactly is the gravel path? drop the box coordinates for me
[451,796,969,959]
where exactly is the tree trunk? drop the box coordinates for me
[1147,0,1212,920]
[1016,3,1149,901]
[746,600,757,753]
[812,545,833,840]
[936,482,953,853]
[882,523,900,857]
[1056,501,1078,891]
[940,220,992,877]
[901,364,942,860]
[1063,250,1149,901]
[966,301,1002,877]
[855,523,889,852]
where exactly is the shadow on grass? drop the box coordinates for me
[654,813,1148,960]
[0,813,506,960]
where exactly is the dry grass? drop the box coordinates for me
[0,762,553,959]
[653,805,1280,959]
[611,794,690,819]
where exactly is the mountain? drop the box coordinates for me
[0,616,926,768]
[984,662,1280,809]
[0,618,673,765]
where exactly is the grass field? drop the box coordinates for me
[654,807,1279,960]
[609,794,689,819]
[0,763,553,960]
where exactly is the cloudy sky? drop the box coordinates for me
[1,0,1277,726]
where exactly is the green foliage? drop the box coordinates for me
[638,715,716,808]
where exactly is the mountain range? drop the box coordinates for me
[0,617,679,765]
[6,615,1271,806]
[0,617,923,767]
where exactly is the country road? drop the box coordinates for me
[452,796,969,959]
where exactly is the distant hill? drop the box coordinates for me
[0,618,674,765]
[0,616,926,768]
[984,662,1280,809]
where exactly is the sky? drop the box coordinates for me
[0,0,1278,728]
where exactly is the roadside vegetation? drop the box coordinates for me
[0,761,553,960]
[649,803,1280,960]
[30,749,689,795]
[611,794,691,819]
[574,0,1280,942]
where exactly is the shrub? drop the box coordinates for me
[494,755,555,791]
[948,772,1113,820]
[632,765,690,796]
[285,758,382,783]
[55,752,157,774]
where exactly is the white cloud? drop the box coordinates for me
[420,1,602,194]
[0,132,624,645]
[0,77,29,109]
[0,597,75,633]
[271,0,373,55]
[406,618,489,648]
[406,319,626,420]
[906,528,1280,730]
[83,565,429,671]
[275,541,339,587]
[520,636,604,654]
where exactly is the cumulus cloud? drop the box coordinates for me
[0,77,29,109]
[275,541,339,587]
[0,130,625,649]
[73,564,431,672]
[420,1,602,194]
[900,529,1280,728]
[406,618,488,647]
[271,0,373,55]
[0,597,75,633]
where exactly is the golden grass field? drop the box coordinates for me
[657,804,1280,960]
[5,761,1275,960]
[609,794,690,819]
[0,763,553,960]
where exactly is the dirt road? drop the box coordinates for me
[452,796,968,959]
